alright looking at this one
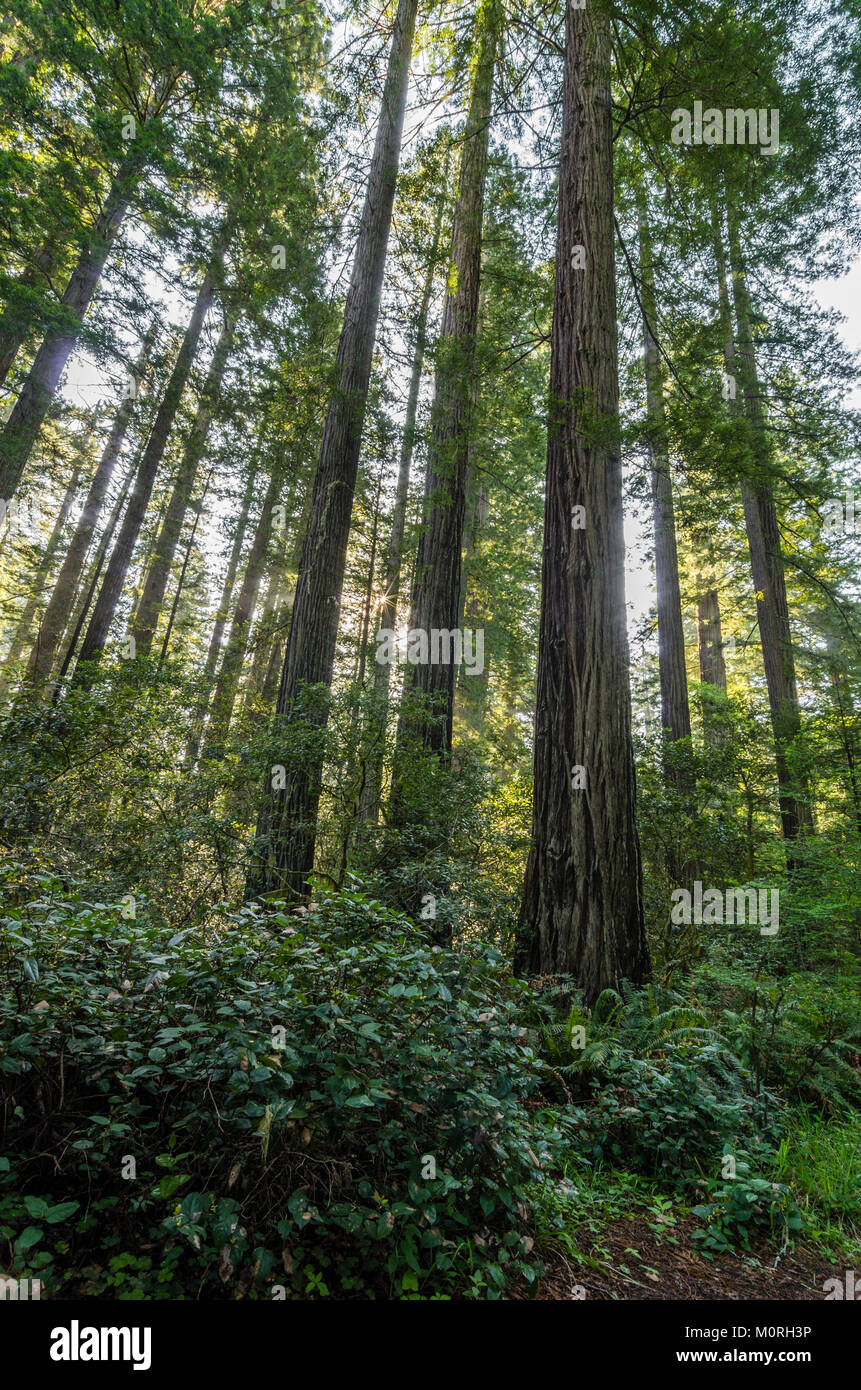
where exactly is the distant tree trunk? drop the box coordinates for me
[516,0,649,1002]
[395,0,499,766]
[184,460,259,765]
[358,188,445,827]
[203,468,281,756]
[0,238,59,386]
[53,455,137,690]
[824,631,861,838]
[0,153,143,500]
[246,0,420,900]
[158,466,213,668]
[636,187,691,775]
[73,265,216,675]
[26,323,157,690]
[133,314,235,656]
[715,200,813,843]
[0,465,81,696]
[695,577,727,692]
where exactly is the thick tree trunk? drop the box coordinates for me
[132,315,235,656]
[516,0,649,1002]
[715,201,812,842]
[0,465,81,696]
[636,189,691,768]
[246,0,420,899]
[395,0,499,764]
[0,154,142,500]
[73,266,216,675]
[26,324,157,690]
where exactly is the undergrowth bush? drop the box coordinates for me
[0,881,576,1299]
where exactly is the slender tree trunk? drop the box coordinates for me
[53,454,138,690]
[395,0,499,765]
[246,0,420,899]
[714,200,812,842]
[26,323,157,689]
[203,469,281,756]
[516,0,649,1002]
[636,188,691,771]
[184,460,260,765]
[133,314,235,656]
[0,153,143,500]
[358,190,445,827]
[158,467,213,668]
[73,265,216,675]
[0,465,81,695]
[696,573,728,748]
[824,632,861,838]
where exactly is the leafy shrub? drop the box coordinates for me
[691,1157,803,1256]
[0,882,571,1298]
[534,983,781,1186]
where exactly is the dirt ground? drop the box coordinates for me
[512,1213,847,1300]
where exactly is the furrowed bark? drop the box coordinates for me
[247,0,420,900]
[516,0,649,1001]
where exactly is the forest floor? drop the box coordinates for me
[517,1214,841,1300]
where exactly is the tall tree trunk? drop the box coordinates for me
[158,466,213,668]
[203,468,281,756]
[133,314,235,656]
[516,0,649,1002]
[395,0,499,765]
[26,323,157,690]
[715,200,812,843]
[246,0,420,900]
[636,187,691,771]
[696,572,728,748]
[53,454,138,690]
[184,460,260,765]
[0,153,143,500]
[824,631,861,838]
[0,464,81,695]
[73,265,216,675]
[358,188,445,827]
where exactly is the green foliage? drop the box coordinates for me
[0,883,575,1298]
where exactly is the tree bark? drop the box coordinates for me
[73,265,216,675]
[358,187,445,827]
[26,323,157,690]
[0,154,142,500]
[184,459,260,765]
[133,313,235,656]
[203,468,281,756]
[0,464,81,696]
[516,0,649,1002]
[395,0,499,764]
[246,0,420,899]
[636,188,691,768]
[715,199,812,842]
